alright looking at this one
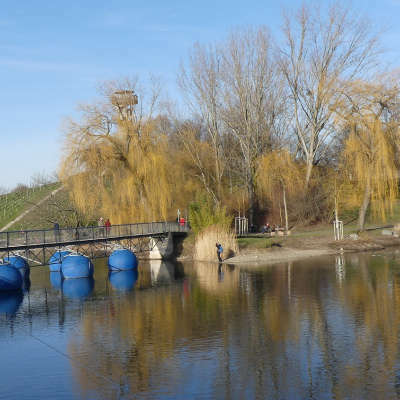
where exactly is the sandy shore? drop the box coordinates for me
[176,234,400,267]
[224,247,338,266]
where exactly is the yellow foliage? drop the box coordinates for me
[256,150,303,199]
[341,118,398,221]
[60,116,178,223]
[338,78,400,224]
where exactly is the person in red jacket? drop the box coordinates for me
[105,218,111,236]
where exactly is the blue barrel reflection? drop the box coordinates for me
[3,255,29,269]
[49,250,71,272]
[18,267,30,292]
[0,291,23,314]
[61,254,94,279]
[108,249,138,271]
[0,264,23,291]
[62,277,94,299]
[109,269,138,291]
[50,272,63,290]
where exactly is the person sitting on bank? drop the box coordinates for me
[216,243,223,262]
[261,224,267,233]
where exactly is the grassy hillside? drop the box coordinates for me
[0,183,61,230]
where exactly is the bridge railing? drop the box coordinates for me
[0,221,189,249]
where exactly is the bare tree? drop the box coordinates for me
[179,28,287,224]
[178,44,226,205]
[278,3,380,187]
[220,27,287,224]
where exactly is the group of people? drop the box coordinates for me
[261,223,280,234]
[98,217,112,235]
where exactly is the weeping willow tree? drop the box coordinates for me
[256,150,303,231]
[338,79,400,231]
[60,79,179,224]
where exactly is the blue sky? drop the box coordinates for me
[1,0,400,189]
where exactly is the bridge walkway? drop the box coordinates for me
[0,222,189,252]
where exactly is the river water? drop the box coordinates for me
[2,251,400,399]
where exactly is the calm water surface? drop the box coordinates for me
[2,251,400,399]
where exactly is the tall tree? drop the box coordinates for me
[279,3,380,187]
[178,44,225,205]
[180,28,286,224]
[338,79,400,231]
[220,28,287,224]
[60,78,179,223]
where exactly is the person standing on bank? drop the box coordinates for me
[216,243,223,262]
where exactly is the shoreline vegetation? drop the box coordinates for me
[177,226,400,267]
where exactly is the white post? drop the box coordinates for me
[333,220,343,241]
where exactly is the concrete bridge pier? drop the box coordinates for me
[149,232,174,260]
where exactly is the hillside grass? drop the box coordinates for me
[0,183,60,230]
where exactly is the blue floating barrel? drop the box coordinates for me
[49,250,71,272]
[3,255,29,269]
[50,272,63,290]
[62,277,94,299]
[108,249,138,271]
[0,291,23,314]
[0,263,23,291]
[61,254,94,279]
[109,269,138,291]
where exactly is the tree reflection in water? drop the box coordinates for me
[66,254,400,399]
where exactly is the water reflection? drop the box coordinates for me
[335,254,345,284]
[19,267,31,293]
[5,253,400,399]
[0,291,23,315]
[150,259,174,285]
[194,261,239,294]
[109,269,138,291]
[62,277,94,300]
[49,271,62,290]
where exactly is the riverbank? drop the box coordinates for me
[176,228,400,266]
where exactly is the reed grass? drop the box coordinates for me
[194,225,238,262]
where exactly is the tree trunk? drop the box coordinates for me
[358,180,371,232]
[283,185,289,232]
[248,179,256,228]
[305,158,313,188]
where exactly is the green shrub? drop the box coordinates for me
[189,198,232,235]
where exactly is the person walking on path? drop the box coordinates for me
[216,243,223,262]
[54,222,60,242]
